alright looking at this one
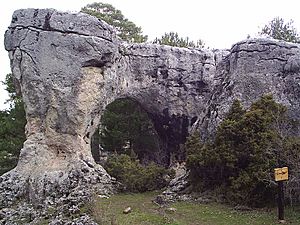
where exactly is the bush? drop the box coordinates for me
[186,95,299,207]
[104,154,174,192]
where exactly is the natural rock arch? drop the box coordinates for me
[1,8,300,210]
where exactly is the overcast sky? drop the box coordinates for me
[1,0,300,109]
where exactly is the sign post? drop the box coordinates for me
[274,167,288,223]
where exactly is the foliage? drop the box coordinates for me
[91,127,101,163]
[104,154,174,192]
[259,17,300,43]
[100,98,159,161]
[153,32,205,48]
[185,134,217,190]
[0,74,26,175]
[283,137,300,204]
[186,95,299,206]
[81,2,147,43]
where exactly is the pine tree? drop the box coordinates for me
[186,95,299,206]
[100,98,159,161]
[259,17,300,43]
[153,32,205,48]
[0,74,26,174]
[81,2,148,43]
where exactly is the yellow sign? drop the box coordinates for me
[274,167,288,181]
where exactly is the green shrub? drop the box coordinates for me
[0,74,26,175]
[186,95,299,207]
[104,154,174,192]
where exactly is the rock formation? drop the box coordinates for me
[1,8,299,224]
[199,39,300,138]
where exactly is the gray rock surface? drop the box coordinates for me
[199,39,300,138]
[1,8,300,224]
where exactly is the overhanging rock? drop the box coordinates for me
[1,8,300,220]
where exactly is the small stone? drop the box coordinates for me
[123,207,132,214]
[68,205,80,214]
[166,207,177,213]
[162,190,173,195]
[98,194,109,199]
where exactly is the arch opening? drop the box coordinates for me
[90,98,165,166]
[90,97,190,167]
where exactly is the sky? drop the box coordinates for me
[1,0,300,109]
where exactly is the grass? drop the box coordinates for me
[86,191,300,225]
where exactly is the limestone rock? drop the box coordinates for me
[1,8,300,223]
[123,207,132,214]
[198,39,300,139]
[165,207,177,213]
[155,170,190,204]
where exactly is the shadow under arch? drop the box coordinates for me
[90,97,189,167]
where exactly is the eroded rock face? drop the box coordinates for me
[198,39,300,138]
[1,8,300,223]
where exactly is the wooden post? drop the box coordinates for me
[274,167,288,223]
[277,181,284,222]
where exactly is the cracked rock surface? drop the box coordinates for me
[1,8,300,224]
[199,39,300,138]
